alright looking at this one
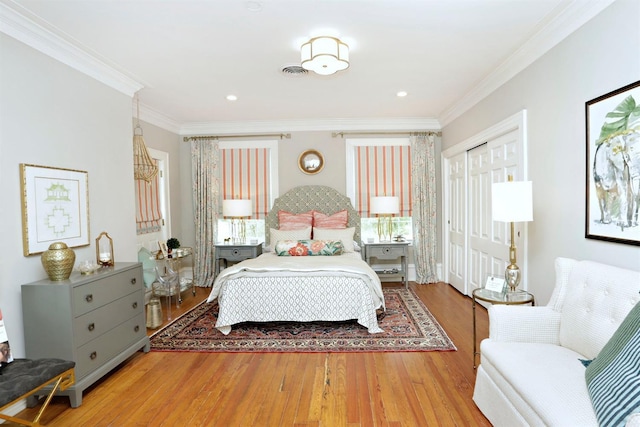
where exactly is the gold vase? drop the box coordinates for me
[41,242,76,281]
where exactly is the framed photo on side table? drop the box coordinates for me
[585,80,640,246]
[20,164,90,255]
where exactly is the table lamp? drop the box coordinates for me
[370,196,399,242]
[492,177,533,292]
[223,199,252,244]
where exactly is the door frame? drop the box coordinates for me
[441,110,528,295]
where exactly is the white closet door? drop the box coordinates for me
[441,111,527,295]
[467,130,521,294]
[446,152,467,294]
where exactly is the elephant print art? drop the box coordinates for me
[587,81,640,245]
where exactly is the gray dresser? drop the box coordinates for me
[21,262,150,407]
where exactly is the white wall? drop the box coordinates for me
[0,34,139,357]
[441,0,640,304]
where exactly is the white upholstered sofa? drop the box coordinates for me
[473,257,640,426]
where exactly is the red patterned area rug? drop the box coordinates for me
[150,288,456,353]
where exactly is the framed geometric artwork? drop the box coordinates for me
[20,164,90,255]
[585,80,640,246]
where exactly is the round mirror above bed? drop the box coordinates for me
[298,149,324,174]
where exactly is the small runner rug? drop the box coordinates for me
[150,288,456,353]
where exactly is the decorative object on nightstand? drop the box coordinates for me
[223,199,252,244]
[491,176,533,292]
[363,241,410,289]
[370,196,399,242]
[214,242,262,277]
[95,231,114,267]
[41,242,76,281]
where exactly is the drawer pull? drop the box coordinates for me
[132,302,138,309]
[134,325,140,332]
[90,351,97,360]
[131,278,137,285]
[88,323,95,332]
[383,248,392,254]
[232,249,240,256]
[85,294,93,303]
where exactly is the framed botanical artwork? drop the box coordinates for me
[20,164,90,255]
[585,80,640,246]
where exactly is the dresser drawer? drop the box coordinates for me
[217,246,259,260]
[367,245,407,259]
[73,290,143,347]
[75,313,146,379]
[72,269,142,317]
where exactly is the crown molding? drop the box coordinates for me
[438,0,616,127]
[134,103,182,134]
[179,117,441,136]
[0,0,143,96]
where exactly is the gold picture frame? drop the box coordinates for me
[20,164,90,256]
[298,149,324,175]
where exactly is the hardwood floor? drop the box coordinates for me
[16,282,491,426]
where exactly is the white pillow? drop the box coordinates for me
[313,227,356,252]
[269,227,312,250]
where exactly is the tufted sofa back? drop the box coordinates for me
[549,258,640,359]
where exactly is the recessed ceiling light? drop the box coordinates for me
[226,95,238,101]
[397,91,408,97]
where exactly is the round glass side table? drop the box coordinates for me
[472,288,535,368]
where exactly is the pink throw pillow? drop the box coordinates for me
[278,210,313,230]
[313,209,348,229]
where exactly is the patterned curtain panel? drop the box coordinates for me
[191,139,220,287]
[352,144,412,217]
[221,148,270,218]
[135,168,163,235]
[410,133,438,284]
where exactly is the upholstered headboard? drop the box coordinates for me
[265,185,361,245]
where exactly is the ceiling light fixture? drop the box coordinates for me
[397,91,408,97]
[133,95,158,182]
[300,36,349,76]
[226,95,237,101]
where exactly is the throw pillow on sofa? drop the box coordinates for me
[585,301,640,426]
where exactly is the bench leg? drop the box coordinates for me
[0,368,75,427]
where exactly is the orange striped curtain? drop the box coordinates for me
[135,170,163,234]
[221,148,270,218]
[353,145,412,217]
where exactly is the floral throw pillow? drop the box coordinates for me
[274,240,345,256]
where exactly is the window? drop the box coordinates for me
[217,140,278,243]
[346,138,413,242]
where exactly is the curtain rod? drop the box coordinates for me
[332,130,441,138]
[183,133,291,142]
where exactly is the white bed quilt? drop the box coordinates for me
[207,252,385,334]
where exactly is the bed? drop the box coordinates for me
[207,185,385,334]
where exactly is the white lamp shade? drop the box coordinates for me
[370,196,400,215]
[492,181,533,222]
[222,199,252,217]
[301,36,349,76]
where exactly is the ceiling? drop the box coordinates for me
[2,0,612,134]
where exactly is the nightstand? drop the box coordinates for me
[362,241,410,289]
[214,242,263,277]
